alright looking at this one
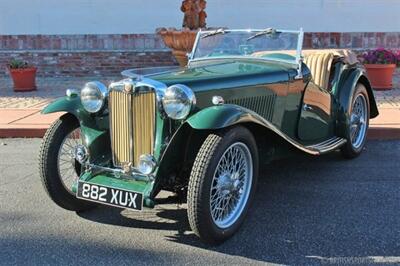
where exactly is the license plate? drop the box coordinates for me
[76,181,143,211]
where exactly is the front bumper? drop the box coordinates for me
[72,169,156,208]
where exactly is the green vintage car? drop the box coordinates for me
[39,28,378,244]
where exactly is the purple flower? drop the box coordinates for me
[362,48,397,64]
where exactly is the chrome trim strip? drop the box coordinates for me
[306,137,347,154]
[189,28,202,61]
[295,28,304,79]
[188,56,298,68]
[188,28,304,72]
[121,66,181,79]
[223,104,346,155]
[86,163,154,182]
[129,90,134,163]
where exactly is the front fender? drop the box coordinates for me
[42,97,110,163]
[42,96,90,120]
[187,105,320,155]
[187,105,263,130]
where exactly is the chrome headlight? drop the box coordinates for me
[80,81,108,113]
[162,84,196,120]
[138,154,156,175]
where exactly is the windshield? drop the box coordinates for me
[191,29,303,65]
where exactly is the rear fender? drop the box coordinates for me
[335,68,379,137]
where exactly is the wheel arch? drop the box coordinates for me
[335,67,379,138]
[42,97,110,161]
[358,74,379,118]
[155,104,319,192]
[187,105,319,155]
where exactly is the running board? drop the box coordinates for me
[305,137,347,154]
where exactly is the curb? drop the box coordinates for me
[0,126,399,140]
[0,128,47,138]
[367,127,400,140]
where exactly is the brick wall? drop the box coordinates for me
[303,32,400,49]
[1,32,399,78]
[0,51,176,77]
[0,34,177,77]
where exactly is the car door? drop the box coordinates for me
[297,81,333,141]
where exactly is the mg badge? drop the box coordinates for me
[124,83,134,93]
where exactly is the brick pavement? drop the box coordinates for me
[0,76,118,108]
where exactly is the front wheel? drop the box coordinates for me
[187,126,259,244]
[341,83,370,158]
[39,114,95,211]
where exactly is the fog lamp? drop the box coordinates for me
[74,144,88,164]
[138,154,156,175]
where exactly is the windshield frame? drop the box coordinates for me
[188,28,304,76]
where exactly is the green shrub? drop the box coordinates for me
[8,59,30,69]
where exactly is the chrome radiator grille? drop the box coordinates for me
[109,90,156,167]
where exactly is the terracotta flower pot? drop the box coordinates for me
[9,67,37,92]
[364,64,396,90]
[158,29,198,66]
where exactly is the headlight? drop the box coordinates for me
[138,154,156,175]
[162,84,196,120]
[80,81,108,113]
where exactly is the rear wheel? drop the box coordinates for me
[341,83,370,158]
[39,114,95,211]
[187,126,258,244]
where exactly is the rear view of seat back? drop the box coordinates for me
[252,49,358,90]
[302,49,359,90]
[303,53,335,90]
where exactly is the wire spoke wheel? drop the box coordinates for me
[188,127,258,244]
[210,142,253,229]
[57,127,82,193]
[350,93,368,149]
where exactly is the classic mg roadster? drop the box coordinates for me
[39,28,378,244]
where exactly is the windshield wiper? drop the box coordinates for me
[247,28,279,41]
[201,28,226,39]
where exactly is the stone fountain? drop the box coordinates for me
[158,0,207,66]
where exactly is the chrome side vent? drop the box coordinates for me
[226,94,276,121]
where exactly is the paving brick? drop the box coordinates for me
[14,111,62,125]
[0,109,38,124]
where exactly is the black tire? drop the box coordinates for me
[341,83,370,158]
[187,126,259,244]
[39,114,95,211]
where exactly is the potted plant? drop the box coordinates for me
[363,48,397,90]
[157,0,207,66]
[8,59,37,92]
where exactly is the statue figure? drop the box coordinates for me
[198,0,207,28]
[159,0,208,66]
[181,0,207,30]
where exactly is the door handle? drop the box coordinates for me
[303,104,313,111]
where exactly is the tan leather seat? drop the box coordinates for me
[253,49,358,89]
[302,49,358,89]
[303,52,334,89]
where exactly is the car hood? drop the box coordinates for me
[150,59,293,92]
